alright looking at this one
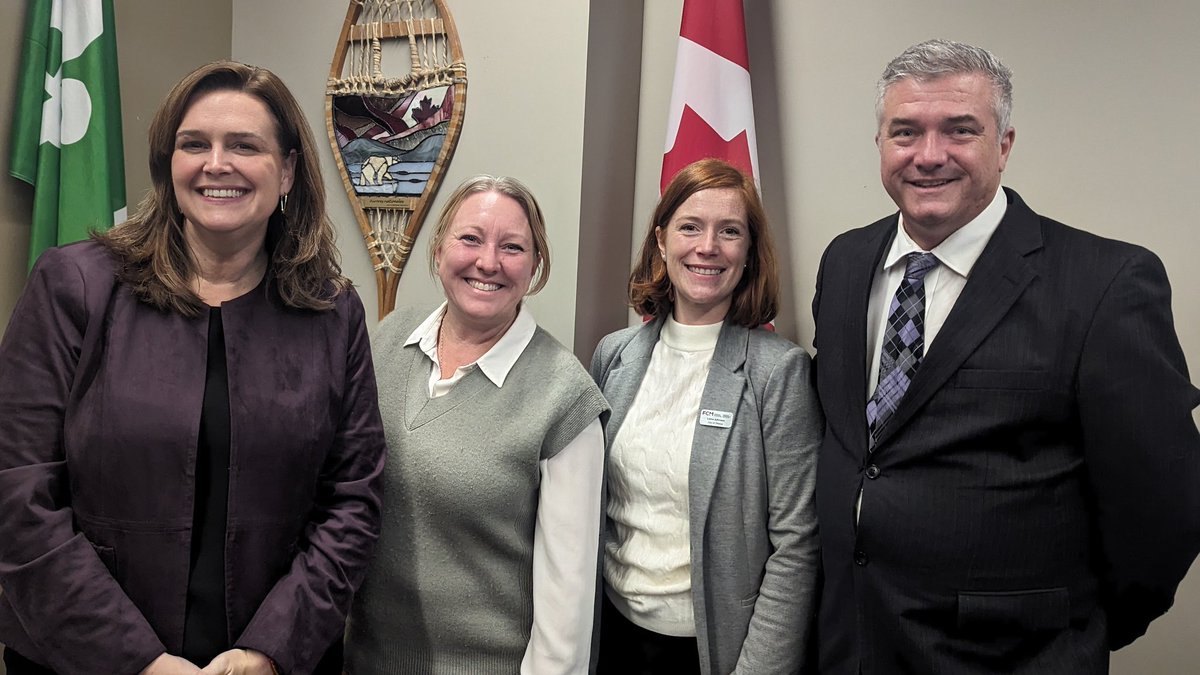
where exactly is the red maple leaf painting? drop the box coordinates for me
[411,96,441,124]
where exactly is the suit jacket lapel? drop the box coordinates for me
[689,322,748,528]
[872,188,1043,449]
[599,318,748,528]
[598,317,664,451]
[827,220,895,458]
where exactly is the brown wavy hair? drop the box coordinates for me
[629,158,779,327]
[95,60,346,316]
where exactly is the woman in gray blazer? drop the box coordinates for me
[590,159,821,674]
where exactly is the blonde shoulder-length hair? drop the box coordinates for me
[426,174,551,295]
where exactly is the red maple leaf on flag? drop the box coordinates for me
[661,0,759,193]
[661,105,754,194]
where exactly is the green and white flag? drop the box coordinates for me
[10,0,126,269]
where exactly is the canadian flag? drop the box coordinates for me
[661,0,759,193]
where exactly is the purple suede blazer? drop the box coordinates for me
[0,241,387,675]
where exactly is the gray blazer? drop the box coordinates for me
[590,316,821,675]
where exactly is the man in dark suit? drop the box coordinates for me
[811,38,1200,674]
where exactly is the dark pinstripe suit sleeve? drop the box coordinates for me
[1075,247,1200,649]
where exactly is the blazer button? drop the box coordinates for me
[865,464,881,479]
[854,550,869,566]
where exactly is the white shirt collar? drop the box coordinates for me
[885,187,1008,278]
[404,301,538,388]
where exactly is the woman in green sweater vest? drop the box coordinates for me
[345,176,609,675]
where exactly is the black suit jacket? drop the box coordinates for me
[811,188,1200,674]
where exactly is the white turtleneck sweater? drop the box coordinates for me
[604,316,722,637]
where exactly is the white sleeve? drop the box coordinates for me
[520,417,604,675]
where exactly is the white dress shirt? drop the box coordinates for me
[866,188,1008,395]
[857,189,1007,522]
[405,303,604,675]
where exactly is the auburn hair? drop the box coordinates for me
[629,158,779,327]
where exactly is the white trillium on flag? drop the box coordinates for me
[10,0,126,268]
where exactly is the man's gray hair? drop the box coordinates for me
[876,39,1013,137]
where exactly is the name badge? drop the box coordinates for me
[699,409,734,429]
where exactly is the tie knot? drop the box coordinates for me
[903,252,938,280]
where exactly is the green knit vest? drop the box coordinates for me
[345,308,608,675]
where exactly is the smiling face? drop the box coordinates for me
[656,187,750,325]
[877,72,1014,249]
[171,89,295,250]
[435,191,538,334]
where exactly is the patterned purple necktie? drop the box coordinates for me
[866,252,939,446]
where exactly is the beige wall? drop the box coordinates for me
[574,1,644,361]
[115,1,233,215]
[635,1,1200,673]
[0,2,36,333]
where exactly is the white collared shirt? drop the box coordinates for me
[866,188,1008,396]
[405,303,603,675]
[405,301,539,397]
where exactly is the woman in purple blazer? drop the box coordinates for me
[0,62,386,675]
